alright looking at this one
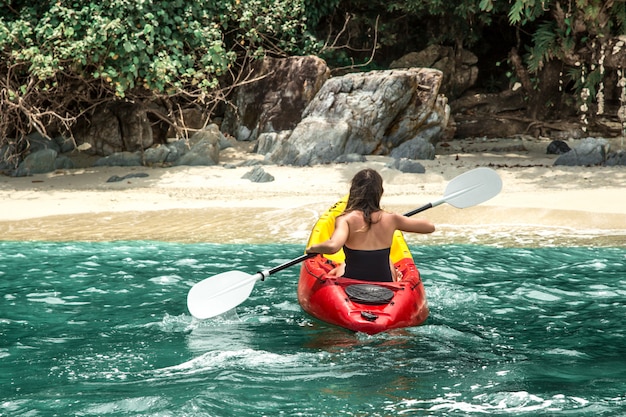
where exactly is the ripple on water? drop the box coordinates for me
[1,241,625,417]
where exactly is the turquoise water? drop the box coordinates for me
[1,241,625,416]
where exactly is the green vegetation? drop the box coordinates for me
[0,0,316,162]
[2,0,626,163]
[317,1,626,83]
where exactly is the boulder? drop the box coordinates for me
[26,132,61,153]
[390,45,478,99]
[605,150,626,166]
[222,55,330,142]
[554,137,609,166]
[261,68,449,166]
[242,166,274,183]
[547,140,571,154]
[173,125,223,166]
[335,153,367,164]
[73,102,153,156]
[54,155,75,170]
[15,148,58,176]
[143,145,171,165]
[174,141,218,166]
[53,135,76,153]
[165,140,191,163]
[387,158,426,174]
[189,124,232,150]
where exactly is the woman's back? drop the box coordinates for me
[340,210,434,251]
[342,210,396,250]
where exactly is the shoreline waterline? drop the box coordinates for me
[1,206,624,247]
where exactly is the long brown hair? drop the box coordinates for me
[344,168,384,229]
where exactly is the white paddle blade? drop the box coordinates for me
[443,167,502,208]
[187,271,259,319]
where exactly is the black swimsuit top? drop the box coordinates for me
[343,246,393,282]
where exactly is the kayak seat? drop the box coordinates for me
[345,284,394,305]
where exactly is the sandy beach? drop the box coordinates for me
[1,136,625,247]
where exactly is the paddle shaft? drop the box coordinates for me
[258,253,315,279]
[403,203,433,217]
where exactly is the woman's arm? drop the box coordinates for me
[392,213,435,234]
[306,216,350,254]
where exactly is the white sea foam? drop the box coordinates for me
[148,274,183,285]
[392,391,592,414]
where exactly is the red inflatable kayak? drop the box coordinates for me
[298,197,429,334]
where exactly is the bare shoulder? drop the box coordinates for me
[342,210,361,218]
[381,211,402,222]
[341,210,364,222]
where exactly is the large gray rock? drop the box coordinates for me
[73,102,153,156]
[26,132,61,153]
[174,126,222,166]
[15,148,58,176]
[54,155,75,170]
[188,124,231,150]
[222,55,330,142]
[175,140,219,166]
[554,137,609,166]
[165,140,191,163]
[143,145,171,166]
[54,135,76,153]
[143,144,171,165]
[387,158,426,174]
[261,68,449,166]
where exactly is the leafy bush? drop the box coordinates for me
[0,0,317,162]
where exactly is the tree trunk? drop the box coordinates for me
[529,60,565,120]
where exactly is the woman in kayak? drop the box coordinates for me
[305,168,435,282]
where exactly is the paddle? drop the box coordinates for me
[404,167,503,216]
[187,167,502,319]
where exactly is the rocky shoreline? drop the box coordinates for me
[3,62,625,180]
